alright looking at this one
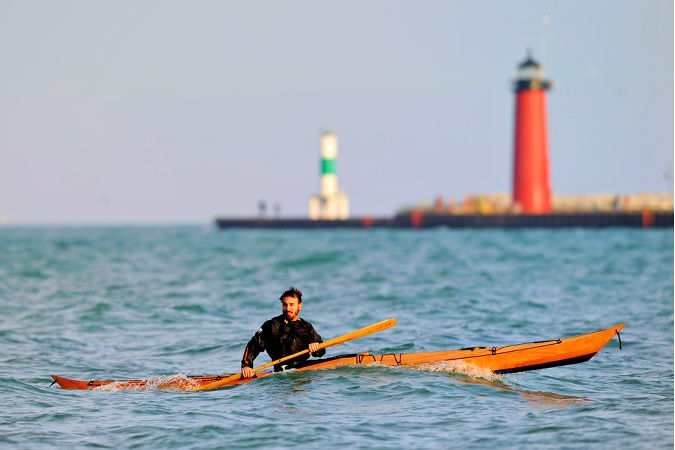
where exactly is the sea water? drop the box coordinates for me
[0,226,672,449]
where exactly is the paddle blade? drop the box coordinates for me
[319,318,397,349]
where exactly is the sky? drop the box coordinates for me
[1,0,672,223]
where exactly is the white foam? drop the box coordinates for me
[94,373,200,391]
[413,360,503,383]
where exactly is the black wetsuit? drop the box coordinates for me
[241,315,325,371]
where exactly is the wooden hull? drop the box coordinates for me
[51,323,625,391]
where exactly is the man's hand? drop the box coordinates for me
[241,366,255,378]
[308,342,320,355]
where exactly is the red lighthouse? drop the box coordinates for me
[512,53,553,214]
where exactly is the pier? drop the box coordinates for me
[215,211,673,229]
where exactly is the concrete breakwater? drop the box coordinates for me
[215,211,673,229]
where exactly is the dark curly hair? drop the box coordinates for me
[279,287,302,303]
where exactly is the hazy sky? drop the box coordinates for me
[1,1,672,223]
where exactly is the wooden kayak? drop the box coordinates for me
[51,323,625,391]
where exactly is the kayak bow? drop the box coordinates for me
[51,323,625,391]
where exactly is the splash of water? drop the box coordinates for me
[94,373,200,391]
[414,360,503,383]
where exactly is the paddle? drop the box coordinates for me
[195,318,397,391]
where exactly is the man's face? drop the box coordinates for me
[281,295,302,321]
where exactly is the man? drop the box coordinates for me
[241,287,325,378]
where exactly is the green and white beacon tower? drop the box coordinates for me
[309,132,349,220]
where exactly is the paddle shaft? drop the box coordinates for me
[195,318,396,391]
